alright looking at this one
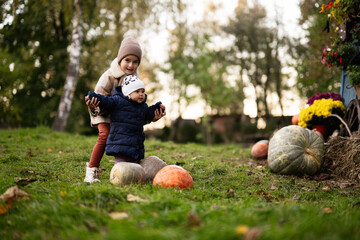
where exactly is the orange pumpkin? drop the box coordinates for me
[251,140,269,159]
[153,165,193,190]
[292,114,299,125]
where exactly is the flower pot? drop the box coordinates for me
[312,125,327,138]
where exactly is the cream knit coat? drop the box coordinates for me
[88,58,139,126]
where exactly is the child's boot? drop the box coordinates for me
[84,162,101,183]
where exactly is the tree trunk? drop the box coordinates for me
[52,1,83,132]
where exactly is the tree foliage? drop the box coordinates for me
[0,0,162,132]
[164,1,244,116]
[292,0,341,98]
[223,0,288,118]
[163,0,245,144]
[1,0,72,127]
[0,0,321,136]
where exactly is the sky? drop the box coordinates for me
[142,0,305,129]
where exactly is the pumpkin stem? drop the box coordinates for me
[304,147,321,167]
[328,114,352,138]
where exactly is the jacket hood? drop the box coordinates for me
[110,58,125,78]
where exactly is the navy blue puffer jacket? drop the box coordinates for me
[88,86,162,160]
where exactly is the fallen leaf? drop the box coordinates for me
[108,211,129,220]
[0,202,11,215]
[16,178,37,186]
[301,187,312,191]
[176,161,185,166]
[187,212,202,228]
[277,194,286,200]
[292,194,300,201]
[0,186,31,215]
[47,148,53,152]
[60,190,67,197]
[270,184,278,190]
[263,193,275,202]
[322,186,331,192]
[152,212,159,217]
[323,206,333,214]
[126,194,148,203]
[20,170,35,174]
[173,153,186,158]
[156,146,162,150]
[244,227,262,240]
[313,173,331,181]
[236,224,250,235]
[0,185,31,203]
[227,189,236,196]
[210,204,227,210]
[27,149,35,157]
[12,231,21,239]
[255,190,265,195]
[339,182,354,189]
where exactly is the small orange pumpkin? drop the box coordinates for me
[153,165,193,190]
[251,140,269,159]
[292,114,299,125]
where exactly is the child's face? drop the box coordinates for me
[129,88,145,103]
[120,55,139,75]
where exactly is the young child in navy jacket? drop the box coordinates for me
[87,75,165,164]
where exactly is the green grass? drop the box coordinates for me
[0,127,359,240]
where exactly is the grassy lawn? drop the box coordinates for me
[0,127,359,240]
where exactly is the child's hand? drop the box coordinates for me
[153,104,166,122]
[85,96,100,112]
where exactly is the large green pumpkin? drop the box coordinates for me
[268,125,324,175]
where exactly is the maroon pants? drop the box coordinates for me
[88,123,110,168]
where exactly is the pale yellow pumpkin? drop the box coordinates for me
[109,162,145,186]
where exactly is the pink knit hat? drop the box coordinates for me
[117,37,142,64]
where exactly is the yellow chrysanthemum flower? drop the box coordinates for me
[298,99,345,128]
